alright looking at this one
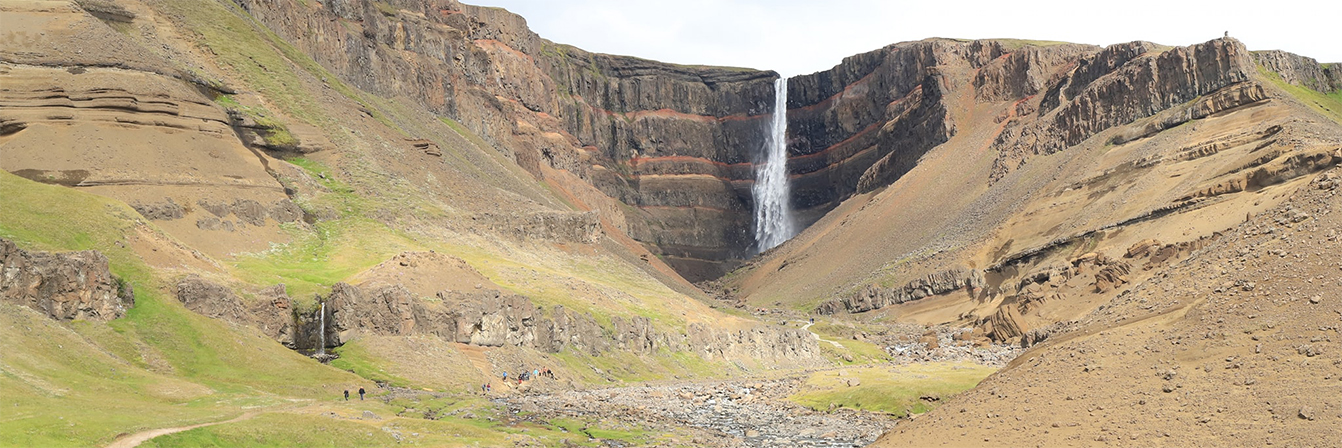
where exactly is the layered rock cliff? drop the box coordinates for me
[230,0,777,280]
[990,39,1263,180]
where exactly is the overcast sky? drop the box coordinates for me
[468,0,1341,77]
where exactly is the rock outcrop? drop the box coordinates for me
[816,267,985,314]
[0,238,132,321]
[991,39,1262,181]
[175,275,296,344]
[171,274,820,363]
[316,281,820,363]
[1252,50,1342,93]
[468,211,603,244]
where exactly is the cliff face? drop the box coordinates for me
[1253,50,1342,93]
[784,40,1098,221]
[991,39,1260,180]
[231,0,777,280]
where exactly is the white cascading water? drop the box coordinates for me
[753,77,795,252]
[317,302,326,356]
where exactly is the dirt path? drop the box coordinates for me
[105,411,260,448]
[455,343,510,393]
[799,321,845,348]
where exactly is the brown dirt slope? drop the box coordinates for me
[876,167,1342,446]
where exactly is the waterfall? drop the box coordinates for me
[753,77,795,252]
[317,301,326,356]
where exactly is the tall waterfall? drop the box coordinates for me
[753,77,795,252]
[317,301,326,356]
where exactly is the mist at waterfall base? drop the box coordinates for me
[752,77,796,253]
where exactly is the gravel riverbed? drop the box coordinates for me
[504,377,898,447]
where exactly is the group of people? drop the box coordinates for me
[486,367,556,392]
[343,387,366,400]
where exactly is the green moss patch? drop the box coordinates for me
[789,363,996,417]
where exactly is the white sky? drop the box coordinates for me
[467,0,1342,77]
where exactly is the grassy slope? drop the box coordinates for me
[0,172,366,447]
[1257,64,1342,124]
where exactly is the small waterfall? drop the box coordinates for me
[317,301,326,356]
[753,77,795,252]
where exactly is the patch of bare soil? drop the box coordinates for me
[876,167,1342,447]
[106,411,259,448]
[347,251,499,298]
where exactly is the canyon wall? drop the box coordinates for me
[231,0,777,280]
[226,1,1333,287]
[784,40,1096,220]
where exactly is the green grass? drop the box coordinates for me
[0,172,367,446]
[231,217,418,304]
[0,304,237,447]
[987,38,1076,50]
[371,1,397,17]
[149,0,395,132]
[213,94,298,148]
[230,157,424,302]
[806,321,892,364]
[1258,64,1342,124]
[548,417,655,447]
[141,412,510,448]
[789,362,996,417]
[328,340,413,388]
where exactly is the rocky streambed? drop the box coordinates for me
[503,378,898,447]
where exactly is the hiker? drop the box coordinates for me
[344,390,349,401]
[358,387,365,400]
[486,383,491,392]
[533,369,539,379]
[502,371,508,381]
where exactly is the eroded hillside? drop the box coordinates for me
[3,0,1340,447]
